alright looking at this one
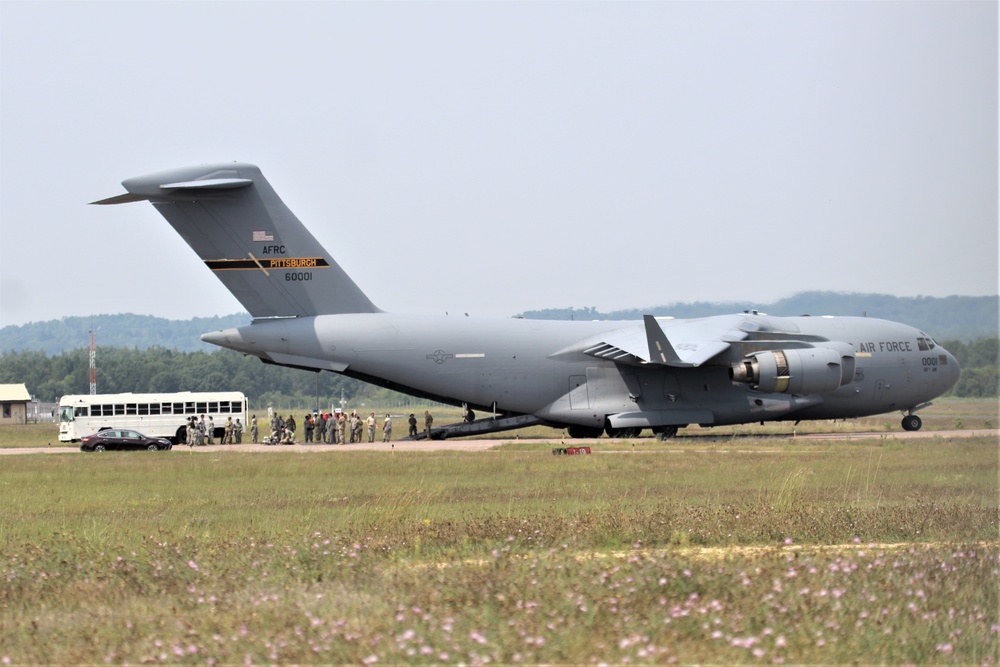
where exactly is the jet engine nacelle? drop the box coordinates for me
[730,345,854,395]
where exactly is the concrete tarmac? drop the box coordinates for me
[2,428,995,456]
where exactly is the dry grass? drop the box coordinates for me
[0,434,996,664]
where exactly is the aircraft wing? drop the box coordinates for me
[582,314,748,367]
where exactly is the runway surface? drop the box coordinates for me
[2,428,995,455]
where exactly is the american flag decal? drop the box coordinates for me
[253,230,274,242]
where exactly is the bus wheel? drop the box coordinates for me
[174,426,187,444]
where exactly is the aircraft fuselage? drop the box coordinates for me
[203,311,960,431]
[94,162,961,438]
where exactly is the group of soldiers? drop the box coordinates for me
[267,413,297,445]
[184,410,435,446]
[261,410,421,445]
[289,411,395,444]
[184,415,243,446]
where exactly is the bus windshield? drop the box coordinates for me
[59,406,75,422]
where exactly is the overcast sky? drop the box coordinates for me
[1,1,996,328]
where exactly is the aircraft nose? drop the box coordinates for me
[943,349,961,390]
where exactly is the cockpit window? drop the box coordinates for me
[916,337,936,351]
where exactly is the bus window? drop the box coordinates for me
[185,402,195,414]
[126,403,138,415]
[101,404,113,416]
[208,402,219,412]
[114,404,125,416]
[138,403,149,416]
[74,406,88,418]
[196,402,207,413]
[149,403,160,415]
[173,403,183,414]
[161,403,172,414]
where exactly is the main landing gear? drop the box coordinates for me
[605,426,642,439]
[566,424,686,440]
[566,425,603,439]
[901,414,923,431]
[652,425,680,441]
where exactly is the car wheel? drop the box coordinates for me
[147,443,159,451]
[94,444,106,452]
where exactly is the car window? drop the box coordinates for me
[102,430,119,438]
[124,431,140,439]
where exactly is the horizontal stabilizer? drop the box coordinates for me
[91,193,150,205]
[160,178,253,191]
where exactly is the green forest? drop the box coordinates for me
[523,293,998,343]
[1,293,996,357]
[0,347,411,412]
[2,338,996,405]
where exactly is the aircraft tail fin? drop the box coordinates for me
[92,162,379,318]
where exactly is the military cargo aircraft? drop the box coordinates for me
[94,163,960,440]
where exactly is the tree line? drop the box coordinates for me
[0,347,389,410]
[523,293,999,343]
[3,294,996,358]
[940,338,999,399]
[1,337,996,406]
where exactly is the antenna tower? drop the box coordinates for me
[89,328,97,395]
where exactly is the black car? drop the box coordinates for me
[80,429,173,452]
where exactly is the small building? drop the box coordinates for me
[0,383,32,425]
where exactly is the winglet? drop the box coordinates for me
[643,315,683,365]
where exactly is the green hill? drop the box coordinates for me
[0,313,250,356]
[520,292,997,343]
[1,292,996,355]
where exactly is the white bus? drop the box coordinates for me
[58,391,248,443]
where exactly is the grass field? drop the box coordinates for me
[0,401,997,664]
